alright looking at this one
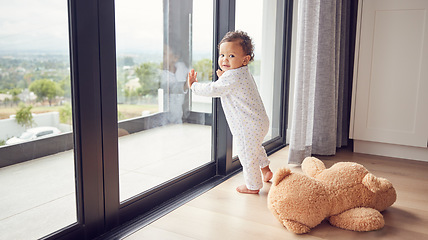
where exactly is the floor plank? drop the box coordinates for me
[125,146,428,240]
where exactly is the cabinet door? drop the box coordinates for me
[352,0,428,147]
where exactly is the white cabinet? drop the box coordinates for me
[350,0,428,161]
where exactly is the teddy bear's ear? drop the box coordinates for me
[362,173,382,192]
[272,168,292,186]
[302,157,326,177]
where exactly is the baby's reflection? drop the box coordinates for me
[160,46,189,124]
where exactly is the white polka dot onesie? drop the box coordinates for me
[191,66,270,190]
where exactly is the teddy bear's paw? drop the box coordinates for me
[329,207,385,232]
[282,219,311,234]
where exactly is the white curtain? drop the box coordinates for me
[288,0,351,164]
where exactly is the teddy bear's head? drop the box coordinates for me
[267,157,396,234]
[361,172,396,211]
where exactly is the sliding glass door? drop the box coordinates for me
[0,1,77,239]
[236,0,286,142]
[114,0,214,203]
[232,0,290,158]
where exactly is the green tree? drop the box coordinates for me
[29,79,64,106]
[10,88,22,105]
[193,59,213,82]
[3,97,11,106]
[15,104,34,128]
[135,62,161,96]
[59,76,71,98]
[123,56,135,66]
[59,103,72,125]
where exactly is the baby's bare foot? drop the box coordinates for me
[261,166,273,182]
[236,185,259,194]
[263,171,273,182]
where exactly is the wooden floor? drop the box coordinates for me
[124,146,428,240]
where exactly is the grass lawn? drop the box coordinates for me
[0,106,63,120]
[0,104,159,121]
[117,104,159,120]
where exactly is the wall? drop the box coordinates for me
[0,111,210,168]
[350,0,428,162]
[0,112,65,142]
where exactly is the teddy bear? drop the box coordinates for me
[267,157,396,234]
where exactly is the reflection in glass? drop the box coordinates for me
[115,0,213,201]
[0,1,76,239]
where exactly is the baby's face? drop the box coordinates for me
[218,41,250,72]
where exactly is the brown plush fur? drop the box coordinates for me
[267,157,396,234]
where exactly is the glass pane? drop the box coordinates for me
[115,0,213,202]
[0,1,76,239]
[233,0,283,155]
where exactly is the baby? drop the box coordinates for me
[188,30,273,194]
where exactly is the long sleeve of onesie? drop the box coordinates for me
[191,66,270,190]
[190,72,234,97]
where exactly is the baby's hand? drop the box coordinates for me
[216,69,224,77]
[188,69,198,88]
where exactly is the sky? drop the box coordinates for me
[0,0,69,52]
[0,0,264,56]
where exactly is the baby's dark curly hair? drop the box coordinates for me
[219,30,254,62]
